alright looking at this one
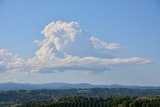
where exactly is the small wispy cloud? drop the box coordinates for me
[0,20,151,73]
[90,36,120,52]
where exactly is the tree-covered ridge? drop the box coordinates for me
[18,96,160,107]
[0,88,160,103]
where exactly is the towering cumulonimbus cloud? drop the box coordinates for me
[0,20,151,73]
[27,20,151,73]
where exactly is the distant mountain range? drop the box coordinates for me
[0,82,160,90]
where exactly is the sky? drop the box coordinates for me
[0,0,160,86]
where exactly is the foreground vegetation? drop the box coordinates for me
[19,96,160,107]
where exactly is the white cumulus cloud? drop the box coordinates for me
[0,20,151,73]
[0,49,24,72]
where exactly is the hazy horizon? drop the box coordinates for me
[0,0,160,86]
[1,81,160,87]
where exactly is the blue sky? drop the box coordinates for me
[0,0,160,85]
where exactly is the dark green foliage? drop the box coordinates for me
[0,88,160,103]
[18,96,160,107]
[0,88,160,107]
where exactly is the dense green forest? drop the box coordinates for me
[1,88,160,103]
[19,96,160,107]
[0,88,160,107]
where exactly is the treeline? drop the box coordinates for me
[1,88,160,103]
[18,96,160,107]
